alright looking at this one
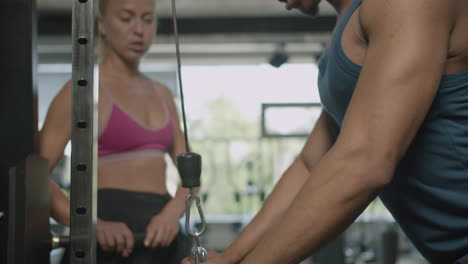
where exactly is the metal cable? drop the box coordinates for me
[171,0,190,152]
[171,1,207,263]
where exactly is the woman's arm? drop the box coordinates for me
[48,180,70,225]
[144,83,190,248]
[239,1,454,263]
[160,83,190,217]
[39,81,73,226]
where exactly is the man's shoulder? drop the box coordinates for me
[359,0,456,35]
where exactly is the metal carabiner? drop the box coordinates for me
[185,191,207,238]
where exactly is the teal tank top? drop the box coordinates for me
[317,0,468,263]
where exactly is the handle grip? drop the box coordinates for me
[177,152,202,188]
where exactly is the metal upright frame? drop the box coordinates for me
[69,0,97,263]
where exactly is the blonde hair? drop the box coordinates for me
[97,0,109,60]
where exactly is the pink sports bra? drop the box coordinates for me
[98,92,174,164]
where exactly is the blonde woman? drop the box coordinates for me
[42,0,189,262]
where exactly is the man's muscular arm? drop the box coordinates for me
[238,0,454,263]
[214,110,338,264]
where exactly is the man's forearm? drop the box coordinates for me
[222,157,312,263]
[240,149,388,264]
[223,111,338,263]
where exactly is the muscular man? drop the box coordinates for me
[183,0,468,263]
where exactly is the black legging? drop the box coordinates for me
[62,189,192,264]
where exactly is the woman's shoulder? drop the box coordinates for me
[51,80,73,106]
[42,80,74,125]
[60,79,73,93]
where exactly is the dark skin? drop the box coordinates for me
[182,0,468,263]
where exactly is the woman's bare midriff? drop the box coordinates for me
[97,157,169,195]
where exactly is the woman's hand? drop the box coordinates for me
[96,218,134,257]
[144,209,180,248]
[181,249,234,264]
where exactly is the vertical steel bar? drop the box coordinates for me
[70,0,97,263]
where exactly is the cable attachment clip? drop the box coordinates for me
[185,190,207,238]
[177,152,208,263]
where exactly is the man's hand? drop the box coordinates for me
[144,210,180,248]
[181,249,233,264]
[96,218,134,258]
